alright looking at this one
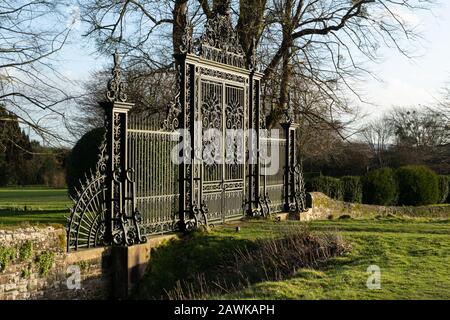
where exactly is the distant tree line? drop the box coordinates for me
[302,106,450,176]
[0,105,68,188]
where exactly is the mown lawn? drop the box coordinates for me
[1,187,449,300]
[226,218,450,300]
[136,217,450,300]
[0,187,69,227]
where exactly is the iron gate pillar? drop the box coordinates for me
[247,72,262,216]
[101,50,145,246]
[282,121,299,212]
[102,100,133,244]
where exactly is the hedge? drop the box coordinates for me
[362,168,398,206]
[341,176,362,203]
[396,165,439,206]
[309,176,343,201]
[66,128,105,198]
[306,166,444,206]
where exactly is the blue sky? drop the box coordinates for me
[58,2,450,119]
[362,2,450,117]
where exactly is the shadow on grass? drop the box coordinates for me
[133,230,255,299]
[133,224,349,300]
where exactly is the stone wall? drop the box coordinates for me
[0,226,111,300]
[0,226,177,300]
[301,192,450,221]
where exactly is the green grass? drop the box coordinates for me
[0,187,69,227]
[226,218,450,300]
[136,217,450,300]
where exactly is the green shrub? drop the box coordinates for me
[362,168,398,205]
[438,175,450,204]
[396,165,439,206]
[0,246,16,271]
[19,241,33,261]
[35,251,55,276]
[66,128,105,198]
[310,176,343,201]
[341,176,362,203]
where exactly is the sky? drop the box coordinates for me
[361,2,450,118]
[55,2,450,125]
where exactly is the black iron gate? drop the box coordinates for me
[67,6,306,251]
[200,80,247,223]
[127,115,180,235]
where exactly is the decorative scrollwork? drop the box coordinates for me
[254,193,270,218]
[199,12,244,53]
[162,64,183,131]
[67,171,107,251]
[180,22,194,54]
[261,193,271,217]
[202,91,222,130]
[96,114,108,175]
[199,67,246,84]
[202,90,222,171]
[111,168,147,246]
[191,201,209,228]
[162,93,181,131]
[106,50,127,103]
[290,163,307,213]
[226,98,243,130]
[284,101,295,124]
[180,2,246,68]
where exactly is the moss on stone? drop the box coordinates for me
[0,246,16,272]
[19,240,33,261]
[35,251,54,276]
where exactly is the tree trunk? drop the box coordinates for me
[237,0,267,67]
[267,0,294,128]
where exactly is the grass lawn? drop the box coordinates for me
[0,187,69,227]
[227,218,450,300]
[136,217,450,300]
[1,187,449,299]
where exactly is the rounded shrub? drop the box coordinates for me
[310,176,343,201]
[66,128,105,198]
[341,176,362,203]
[396,165,439,206]
[362,168,398,206]
[438,175,450,204]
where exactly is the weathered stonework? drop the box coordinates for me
[0,226,111,300]
[0,226,176,300]
[301,192,450,221]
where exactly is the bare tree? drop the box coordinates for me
[74,66,178,135]
[361,116,393,166]
[389,107,450,149]
[0,0,78,146]
[436,84,450,123]
[78,0,435,134]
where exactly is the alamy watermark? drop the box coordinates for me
[66,265,81,290]
[366,265,381,290]
[170,123,281,175]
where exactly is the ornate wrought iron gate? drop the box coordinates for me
[127,116,180,235]
[67,6,306,251]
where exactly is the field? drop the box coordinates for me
[1,187,449,300]
[136,218,450,300]
[0,187,70,227]
[228,218,450,299]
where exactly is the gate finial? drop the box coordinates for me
[106,49,128,103]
